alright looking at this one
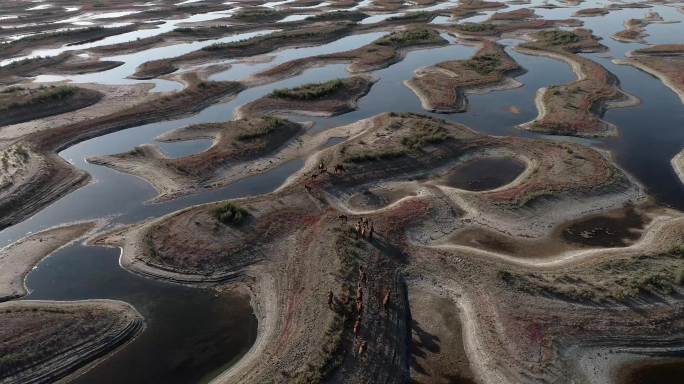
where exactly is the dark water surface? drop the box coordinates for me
[442,157,526,191]
[619,353,684,384]
[26,245,257,384]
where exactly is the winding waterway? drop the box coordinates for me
[2,0,684,382]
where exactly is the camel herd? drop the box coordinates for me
[326,262,392,359]
[304,161,346,193]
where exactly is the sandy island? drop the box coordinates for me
[405,40,524,113]
[236,76,375,118]
[515,28,639,137]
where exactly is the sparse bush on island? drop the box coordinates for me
[232,7,283,22]
[538,30,581,46]
[375,28,437,46]
[453,23,497,33]
[385,11,431,22]
[464,53,502,75]
[237,117,286,140]
[271,79,344,100]
[203,28,345,52]
[309,11,367,22]
[215,202,248,225]
[1,86,76,111]
[401,120,451,149]
[343,149,407,163]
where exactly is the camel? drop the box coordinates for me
[358,340,367,356]
[383,289,391,312]
[334,164,346,173]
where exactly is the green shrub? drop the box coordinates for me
[344,149,406,163]
[215,202,248,225]
[309,11,367,22]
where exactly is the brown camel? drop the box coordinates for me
[383,289,391,311]
[358,340,367,356]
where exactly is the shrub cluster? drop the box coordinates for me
[538,30,581,46]
[464,53,502,75]
[215,202,248,226]
[271,79,344,100]
[375,27,436,46]
[453,23,497,33]
[237,117,286,140]
[1,86,75,111]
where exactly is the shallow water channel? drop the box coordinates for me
[2,1,684,382]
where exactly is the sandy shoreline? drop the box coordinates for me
[672,149,684,186]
